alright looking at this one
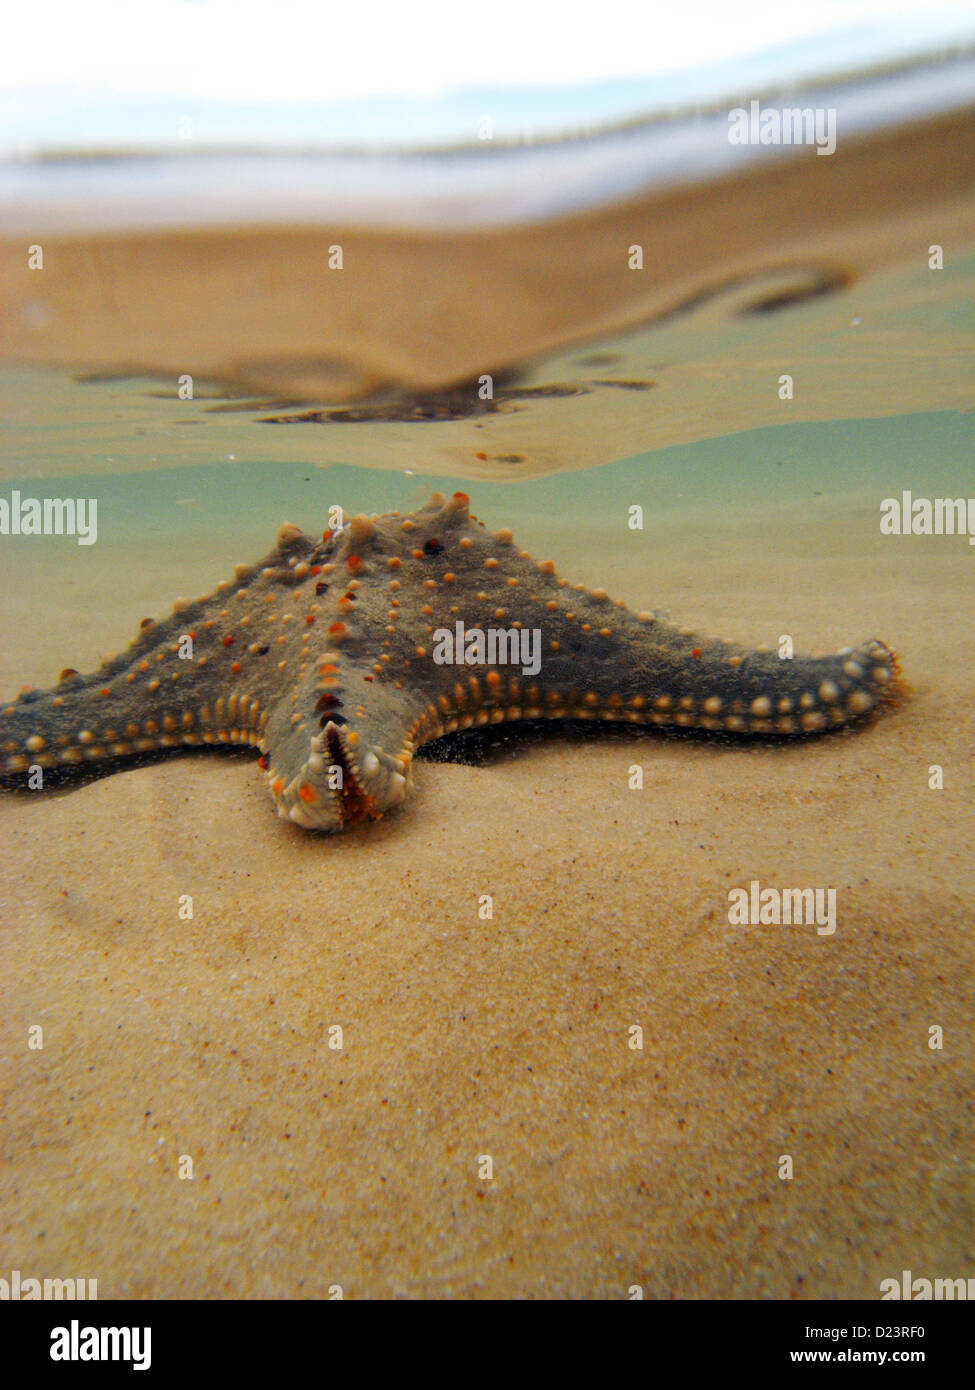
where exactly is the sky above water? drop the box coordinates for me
[2,0,974,154]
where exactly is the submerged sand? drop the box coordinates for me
[1,458,972,1298]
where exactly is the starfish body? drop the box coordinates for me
[1,491,901,831]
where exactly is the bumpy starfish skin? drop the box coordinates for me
[1,491,901,831]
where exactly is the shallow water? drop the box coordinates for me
[1,121,974,1300]
[2,234,973,689]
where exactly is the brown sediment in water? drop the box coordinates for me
[2,105,975,404]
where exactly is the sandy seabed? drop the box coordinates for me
[1,104,974,1297]
[1,486,972,1299]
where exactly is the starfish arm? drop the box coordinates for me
[0,524,321,779]
[308,490,901,742]
[262,667,421,831]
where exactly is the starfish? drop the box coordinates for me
[1,491,902,832]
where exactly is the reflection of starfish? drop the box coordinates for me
[1,491,901,832]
